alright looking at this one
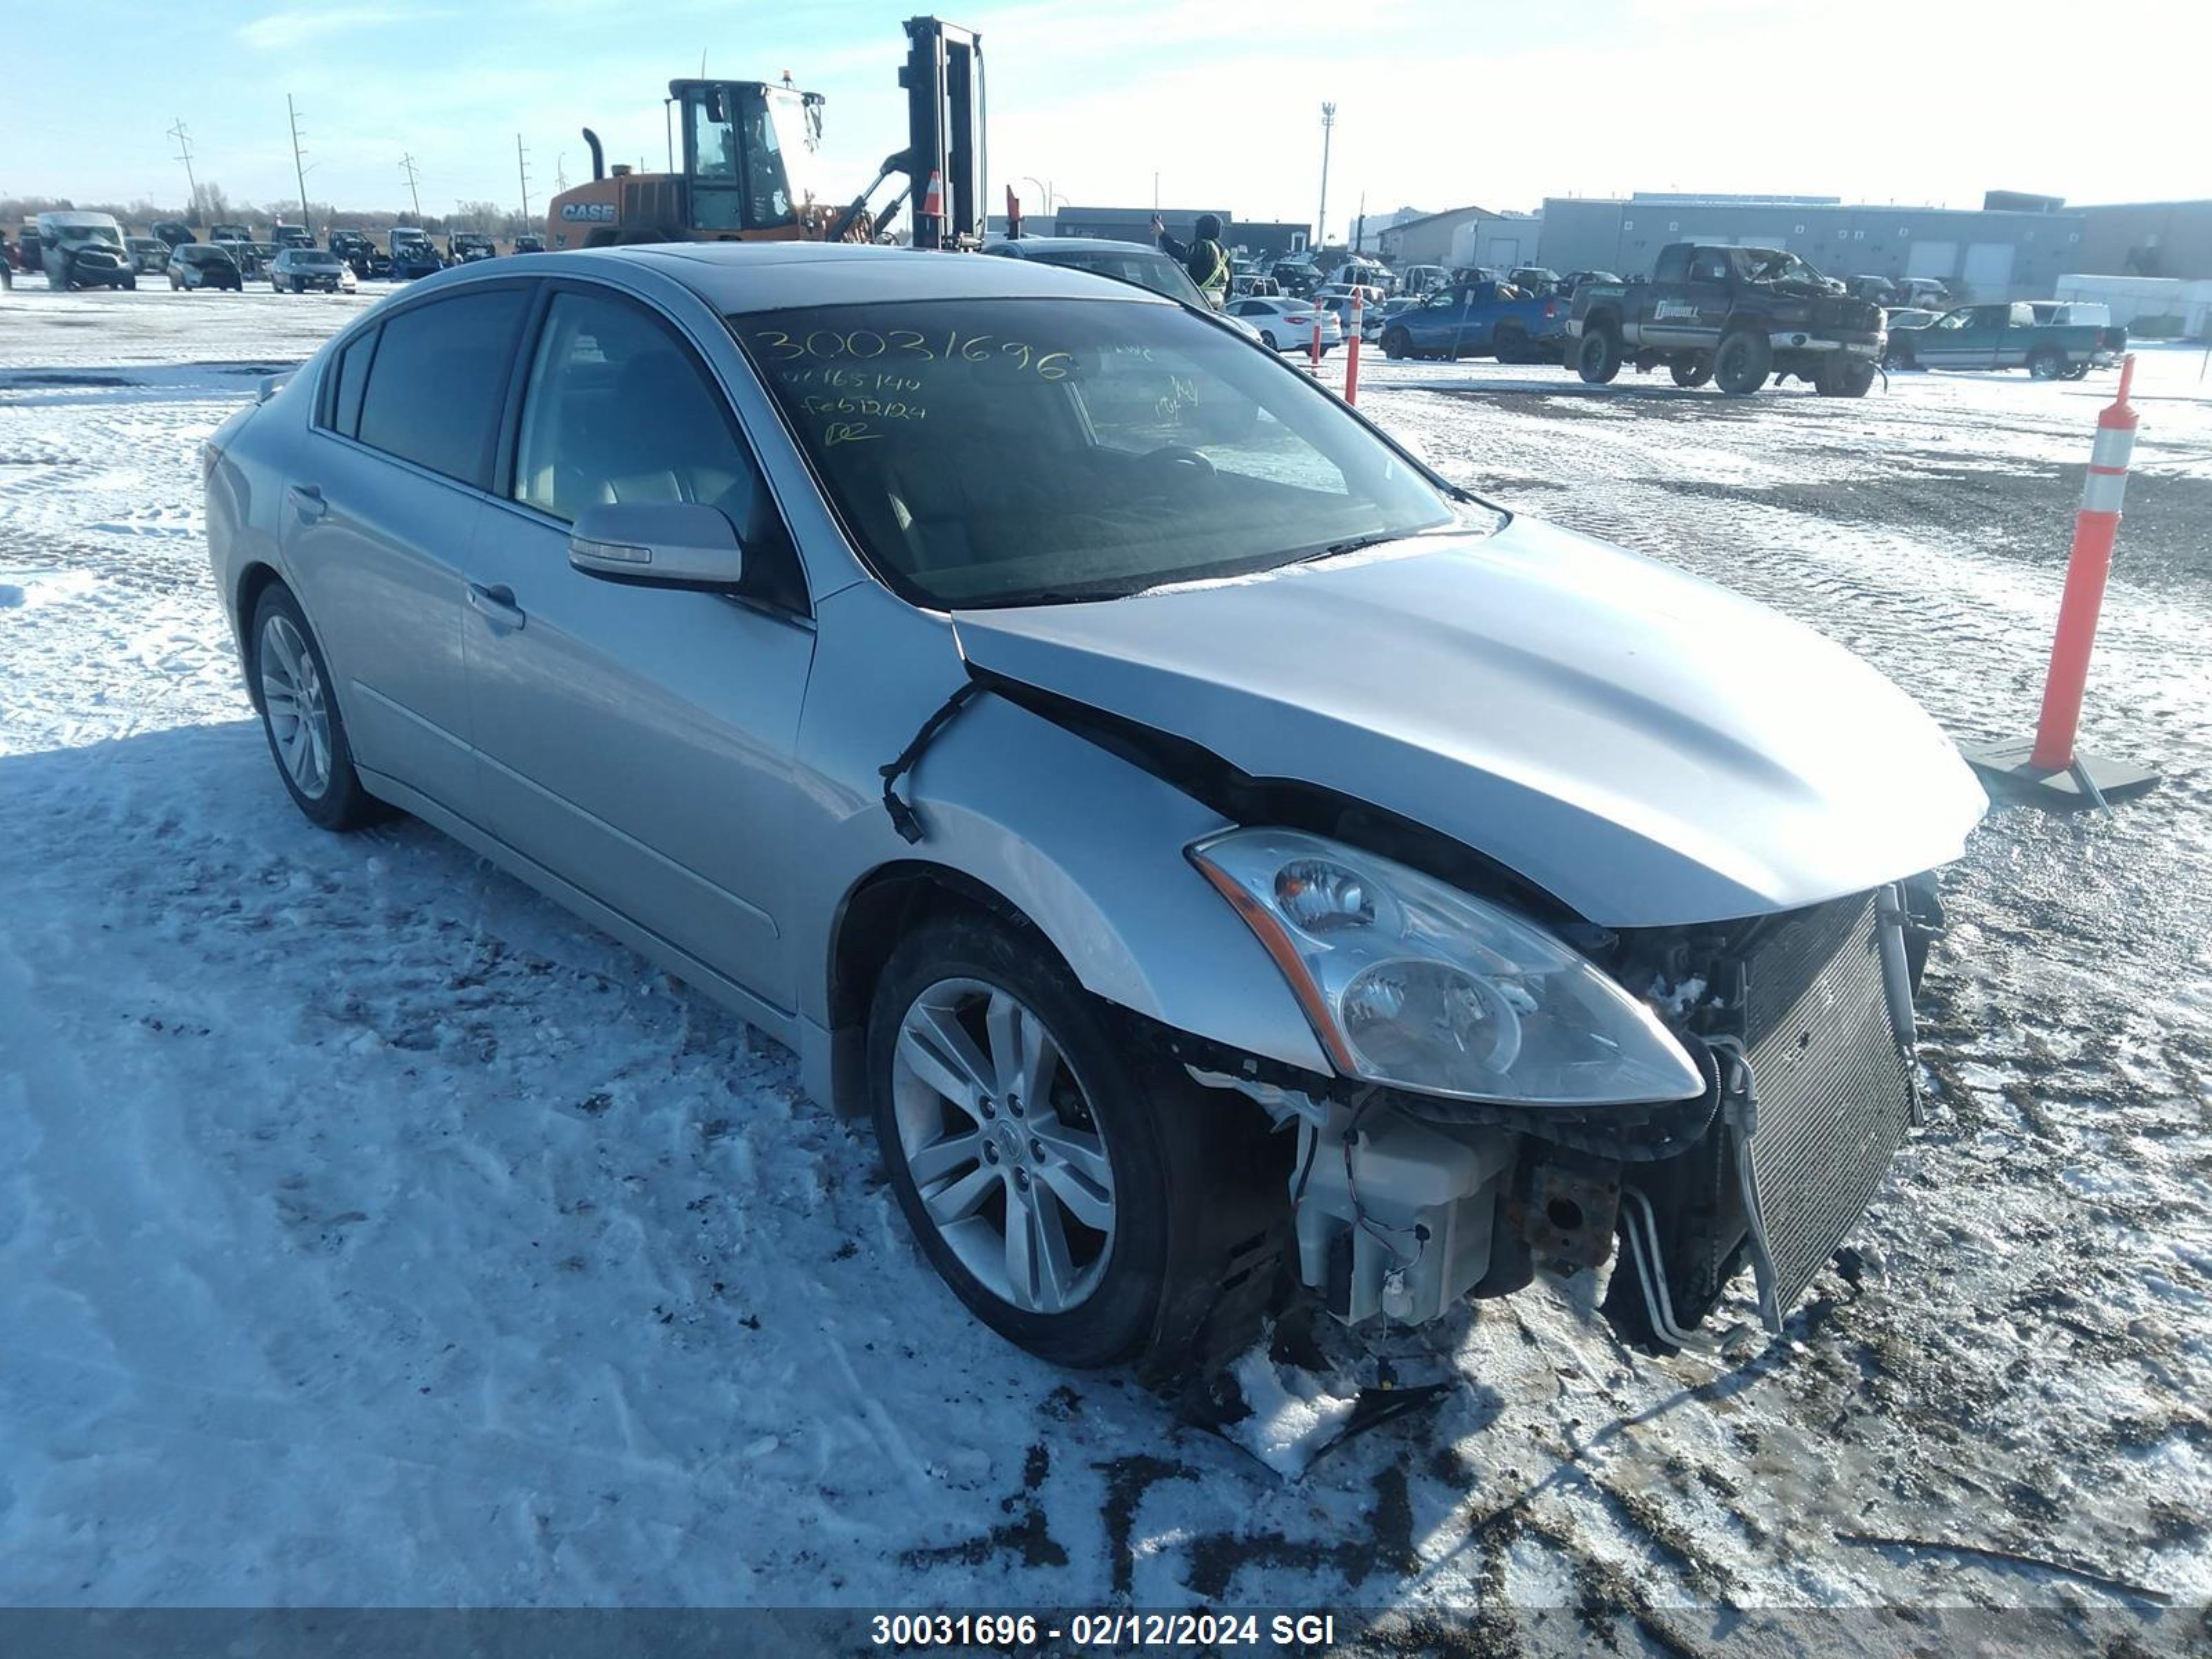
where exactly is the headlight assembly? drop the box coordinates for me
[1191,827,1704,1106]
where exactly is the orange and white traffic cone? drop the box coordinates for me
[1344,290,1364,404]
[1966,353,2160,807]
[919,169,946,250]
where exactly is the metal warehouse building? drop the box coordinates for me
[1538,192,2088,302]
[1047,207,1310,260]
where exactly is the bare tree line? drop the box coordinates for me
[3,189,536,238]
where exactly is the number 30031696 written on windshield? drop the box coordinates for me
[747,327,1074,447]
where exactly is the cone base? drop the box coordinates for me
[1964,740,2162,808]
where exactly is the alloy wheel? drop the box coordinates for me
[889,976,1116,1315]
[259,612,332,799]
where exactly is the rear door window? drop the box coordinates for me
[354,287,531,489]
[325,326,379,438]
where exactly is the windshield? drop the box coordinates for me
[295,251,340,266]
[186,247,235,265]
[55,225,122,248]
[764,86,824,212]
[735,298,1461,609]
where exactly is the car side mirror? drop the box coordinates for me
[570,503,746,590]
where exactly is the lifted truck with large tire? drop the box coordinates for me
[1566,243,1886,397]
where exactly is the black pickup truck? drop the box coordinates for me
[1566,243,1886,397]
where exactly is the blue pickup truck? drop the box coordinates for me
[1376,279,1568,364]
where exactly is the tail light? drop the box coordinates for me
[1544,300,1557,319]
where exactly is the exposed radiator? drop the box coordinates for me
[1738,890,1915,1315]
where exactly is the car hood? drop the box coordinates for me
[950,516,1987,928]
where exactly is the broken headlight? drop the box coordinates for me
[1190,827,1703,1106]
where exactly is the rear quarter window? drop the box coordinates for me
[353,288,530,489]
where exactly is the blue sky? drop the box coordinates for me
[8,0,2206,227]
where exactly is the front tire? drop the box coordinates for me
[1382,327,1409,360]
[1714,327,1772,395]
[249,584,386,832]
[868,915,1226,1369]
[1576,325,1622,384]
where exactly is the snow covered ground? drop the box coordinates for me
[3,286,2209,1647]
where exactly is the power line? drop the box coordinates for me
[399,153,422,219]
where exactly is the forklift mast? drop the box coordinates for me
[899,15,985,247]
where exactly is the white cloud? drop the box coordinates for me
[238,6,427,50]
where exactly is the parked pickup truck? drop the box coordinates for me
[1379,278,1568,364]
[1884,301,2124,380]
[1568,243,1886,397]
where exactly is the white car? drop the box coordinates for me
[1224,295,1342,353]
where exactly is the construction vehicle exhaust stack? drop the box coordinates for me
[544,16,984,252]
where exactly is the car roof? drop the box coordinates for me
[525,241,1178,313]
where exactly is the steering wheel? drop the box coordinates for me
[1140,444,1217,480]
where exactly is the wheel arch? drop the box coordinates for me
[233,561,288,711]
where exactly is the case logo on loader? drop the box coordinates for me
[560,203,618,223]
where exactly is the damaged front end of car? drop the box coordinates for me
[1168,826,1949,1362]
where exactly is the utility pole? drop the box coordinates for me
[287,95,312,234]
[167,118,201,225]
[1317,102,1336,251]
[555,153,568,196]
[516,133,533,224]
[400,153,422,220]
[1354,190,1366,254]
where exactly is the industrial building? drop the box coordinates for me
[1376,205,1540,272]
[1044,207,1309,260]
[2077,199,2212,281]
[1537,192,2089,302]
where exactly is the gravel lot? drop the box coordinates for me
[2,285,2207,1652]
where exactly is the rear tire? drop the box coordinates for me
[1259,329,1278,351]
[2029,346,2066,380]
[249,583,388,833]
[1576,325,1622,384]
[1817,356,1877,398]
[1494,324,1530,364]
[868,914,1255,1369]
[1669,354,1714,388]
[1714,328,1772,395]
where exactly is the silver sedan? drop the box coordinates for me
[206,244,1985,1374]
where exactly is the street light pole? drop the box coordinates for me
[1317,102,1336,251]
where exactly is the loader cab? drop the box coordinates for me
[676,79,825,234]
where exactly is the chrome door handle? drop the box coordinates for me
[288,482,327,523]
[467,582,526,631]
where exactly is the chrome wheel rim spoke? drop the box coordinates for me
[259,615,331,798]
[890,975,1115,1314]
